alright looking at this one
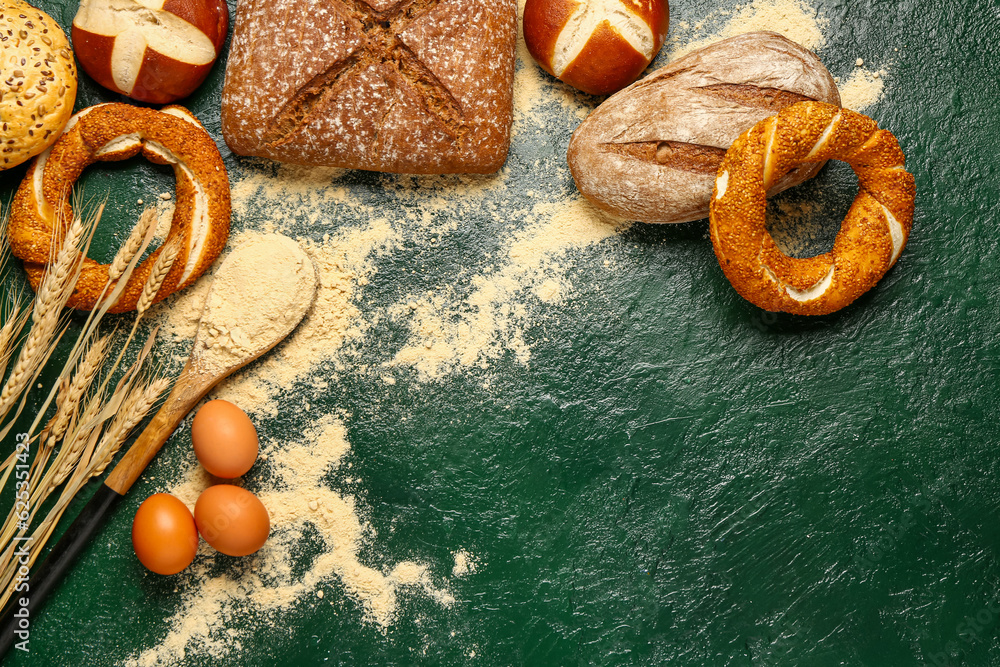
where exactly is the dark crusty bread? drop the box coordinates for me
[567,32,841,223]
[220,0,516,174]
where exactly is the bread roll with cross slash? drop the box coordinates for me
[523,0,668,95]
[72,0,228,104]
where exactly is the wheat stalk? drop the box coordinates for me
[31,335,111,482]
[16,375,170,581]
[0,215,86,420]
[28,204,158,436]
[136,238,180,316]
[0,205,12,279]
[0,402,99,607]
[87,376,170,478]
[108,207,157,282]
[45,391,106,491]
[0,207,29,379]
[0,198,181,610]
[0,295,29,382]
[87,237,181,403]
[43,334,154,494]
[42,335,110,449]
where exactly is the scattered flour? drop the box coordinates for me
[139,0,896,660]
[387,197,623,380]
[668,0,828,59]
[452,550,479,577]
[126,414,454,666]
[838,66,890,111]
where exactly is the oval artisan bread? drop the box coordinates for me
[220,0,516,174]
[567,32,841,224]
[522,0,668,95]
[0,0,77,171]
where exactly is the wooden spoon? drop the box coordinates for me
[0,234,317,653]
[108,234,317,494]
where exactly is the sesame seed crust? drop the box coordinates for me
[8,103,231,313]
[0,0,77,170]
[709,101,916,316]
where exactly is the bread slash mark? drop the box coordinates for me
[603,141,726,174]
[263,0,467,147]
[395,44,468,139]
[263,55,360,147]
[691,83,814,112]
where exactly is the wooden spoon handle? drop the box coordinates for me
[0,484,121,656]
[104,362,215,495]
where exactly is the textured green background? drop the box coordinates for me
[2,0,1000,665]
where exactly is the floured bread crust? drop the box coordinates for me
[0,0,77,170]
[568,32,841,224]
[220,0,516,174]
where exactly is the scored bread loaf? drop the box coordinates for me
[221,0,516,174]
[567,32,842,224]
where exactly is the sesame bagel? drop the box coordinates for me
[0,0,77,170]
[8,103,231,313]
[709,101,915,316]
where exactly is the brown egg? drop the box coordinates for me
[191,399,258,478]
[194,485,270,557]
[132,493,199,575]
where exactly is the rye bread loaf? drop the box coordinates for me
[220,0,516,174]
[567,32,841,224]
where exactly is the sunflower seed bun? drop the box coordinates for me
[1,0,77,171]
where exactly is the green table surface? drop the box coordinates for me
[2,0,1000,665]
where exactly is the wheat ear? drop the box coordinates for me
[0,296,29,382]
[0,386,101,572]
[0,216,86,419]
[0,205,27,373]
[41,335,110,450]
[0,205,11,276]
[108,207,157,281]
[92,238,181,396]
[87,376,170,479]
[43,391,106,493]
[137,238,180,316]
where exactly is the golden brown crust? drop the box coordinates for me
[8,103,231,313]
[709,101,915,316]
[0,0,78,170]
[523,0,668,95]
[558,22,649,96]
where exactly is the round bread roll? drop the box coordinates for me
[72,0,228,104]
[523,0,668,95]
[0,0,78,171]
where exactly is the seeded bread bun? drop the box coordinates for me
[0,0,78,171]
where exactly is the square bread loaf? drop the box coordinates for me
[220,0,516,174]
